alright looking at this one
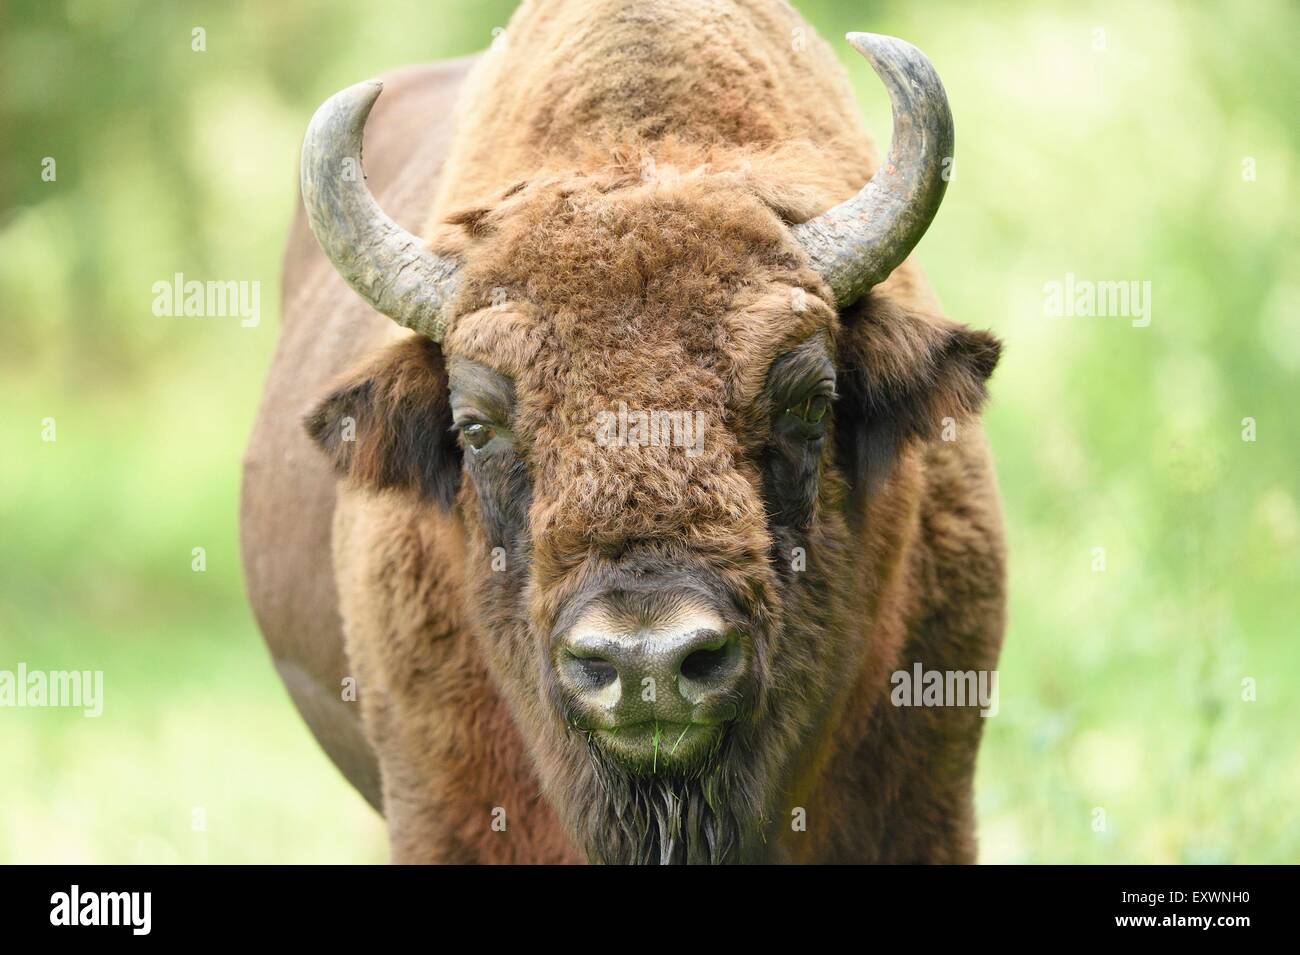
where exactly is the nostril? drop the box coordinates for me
[680,644,731,683]
[569,655,618,689]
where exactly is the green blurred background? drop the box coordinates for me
[1,0,1296,863]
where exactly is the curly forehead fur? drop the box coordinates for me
[441,138,848,314]
[439,143,844,554]
[440,143,845,403]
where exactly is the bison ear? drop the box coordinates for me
[834,293,1001,497]
[304,336,461,508]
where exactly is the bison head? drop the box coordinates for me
[301,35,999,863]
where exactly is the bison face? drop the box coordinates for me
[306,162,999,863]
[438,172,849,866]
[299,35,998,862]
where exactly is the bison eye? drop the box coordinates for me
[459,421,496,452]
[803,394,831,423]
[786,393,832,426]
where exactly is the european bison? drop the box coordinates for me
[242,0,1005,864]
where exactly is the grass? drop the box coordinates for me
[670,724,692,756]
[0,616,387,864]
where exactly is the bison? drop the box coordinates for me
[242,0,1005,864]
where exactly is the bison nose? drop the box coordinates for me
[558,624,745,728]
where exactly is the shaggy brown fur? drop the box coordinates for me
[243,0,1005,864]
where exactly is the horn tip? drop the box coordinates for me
[330,79,384,114]
[845,32,896,54]
[353,79,384,104]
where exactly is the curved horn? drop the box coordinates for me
[794,33,954,307]
[300,80,460,340]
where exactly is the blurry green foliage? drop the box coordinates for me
[1,0,1296,863]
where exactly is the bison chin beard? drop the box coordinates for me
[577,731,768,865]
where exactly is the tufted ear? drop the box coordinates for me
[304,336,461,508]
[834,293,1002,497]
